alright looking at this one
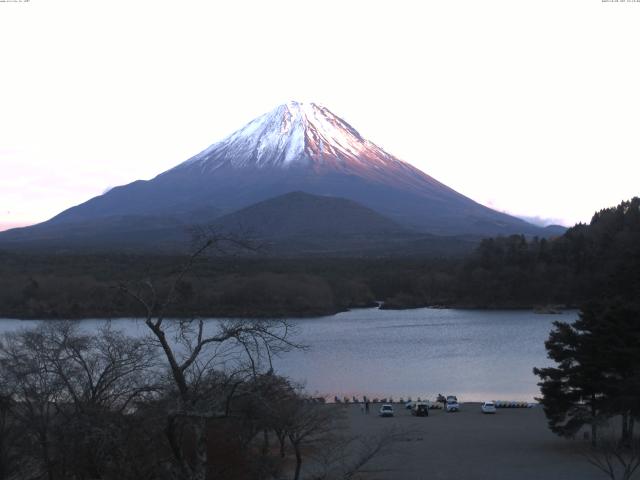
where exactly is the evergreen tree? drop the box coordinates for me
[535,300,640,445]
[593,302,640,444]
[534,305,610,445]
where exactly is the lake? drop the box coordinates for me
[0,308,575,402]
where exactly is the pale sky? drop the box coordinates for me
[1,0,639,231]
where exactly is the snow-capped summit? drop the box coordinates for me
[179,101,388,171]
[171,101,449,197]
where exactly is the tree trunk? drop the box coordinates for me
[590,397,598,447]
[39,428,55,480]
[192,418,208,480]
[0,434,5,480]
[290,436,302,480]
[622,412,629,445]
[277,432,286,458]
[262,429,270,456]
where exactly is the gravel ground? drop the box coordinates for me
[336,403,605,480]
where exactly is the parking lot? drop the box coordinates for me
[336,403,605,480]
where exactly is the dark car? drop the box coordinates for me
[411,402,429,417]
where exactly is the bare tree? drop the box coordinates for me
[39,321,159,479]
[35,321,158,413]
[0,391,19,480]
[0,322,160,480]
[118,233,302,480]
[309,426,407,480]
[0,327,66,480]
[273,397,337,480]
[584,436,640,480]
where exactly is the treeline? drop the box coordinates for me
[460,197,640,306]
[385,197,640,309]
[1,198,638,318]
[0,252,459,319]
[0,254,382,319]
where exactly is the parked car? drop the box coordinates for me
[379,404,394,417]
[481,401,497,414]
[411,402,429,417]
[445,395,459,412]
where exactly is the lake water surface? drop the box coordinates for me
[0,308,576,402]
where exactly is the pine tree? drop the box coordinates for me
[592,302,640,444]
[534,300,640,445]
[534,308,607,445]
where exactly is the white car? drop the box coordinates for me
[481,401,497,414]
[379,404,394,417]
[445,395,459,412]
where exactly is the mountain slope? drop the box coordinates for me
[0,101,558,251]
[210,191,479,256]
[213,191,407,239]
[0,192,478,256]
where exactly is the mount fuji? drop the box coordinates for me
[0,102,561,252]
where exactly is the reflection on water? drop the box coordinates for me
[0,308,576,402]
[272,308,577,402]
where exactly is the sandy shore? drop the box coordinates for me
[334,403,604,480]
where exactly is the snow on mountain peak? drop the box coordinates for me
[176,101,404,174]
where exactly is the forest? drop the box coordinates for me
[0,198,638,319]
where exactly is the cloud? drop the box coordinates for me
[516,215,569,228]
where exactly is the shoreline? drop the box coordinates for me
[0,304,578,322]
[3,311,559,412]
